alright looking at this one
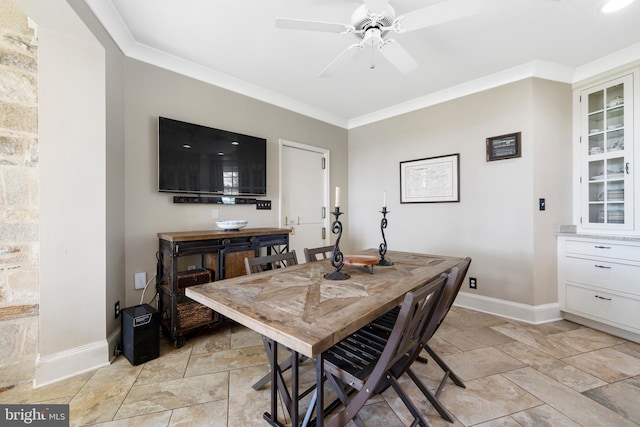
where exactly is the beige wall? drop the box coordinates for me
[348,78,572,307]
[123,59,349,306]
[66,0,127,354]
[531,79,573,305]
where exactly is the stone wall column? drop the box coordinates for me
[0,0,39,388]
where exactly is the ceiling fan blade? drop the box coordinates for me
[395,0,484,33]
[276,17,351,33]
[364,0,389,14]
[319,43,364,77]
[378,39,417,74]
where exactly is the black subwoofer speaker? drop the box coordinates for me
[121,304,159,365]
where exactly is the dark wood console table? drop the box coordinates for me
[157,227,291,347]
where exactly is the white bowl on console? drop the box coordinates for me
[216,220,248,231]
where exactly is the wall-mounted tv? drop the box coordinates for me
[158,117,267,196]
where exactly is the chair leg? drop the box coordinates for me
[406,368,455,423]
[416,354,429,364]
[388,374,430,427]
[253,340,308,390]
[302,389,317,427]
[324,374,367,427]
[423,344,466,389]
[253,355,308,390]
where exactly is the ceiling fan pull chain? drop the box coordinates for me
[370,39,375,69]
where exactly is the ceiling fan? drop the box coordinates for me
[276,0,484,77]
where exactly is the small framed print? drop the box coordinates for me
[400,153,460,203]
[486,132,521,161]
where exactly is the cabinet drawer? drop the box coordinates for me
[176,268,212,290]
[565,239,640,262]
[566,284,640,331]
[564,256,640,296]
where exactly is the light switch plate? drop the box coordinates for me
[256,200,272,210]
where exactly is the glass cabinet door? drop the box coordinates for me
[582,74,633,230]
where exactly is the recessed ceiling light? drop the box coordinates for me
[182,144,191,149]
[231,141,239,145]
[601,0,634,13]
[218,152,224,156]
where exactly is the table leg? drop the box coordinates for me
[262,338,287,427]
[262,337,304,426]
[291,350,299,425]
[316,354,324,426]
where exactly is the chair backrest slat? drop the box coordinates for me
[303,245,334,263]
[244,251,298,275]
[423,257,471,341]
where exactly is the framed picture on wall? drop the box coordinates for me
[400,153,460,203]
[486,132,521,161]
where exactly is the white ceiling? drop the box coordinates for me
[85,0,640,128]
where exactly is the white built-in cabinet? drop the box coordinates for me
[557,235,640,343]
[558,67,640,343]
[578,73,635,231]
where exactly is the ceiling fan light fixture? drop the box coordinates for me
[277,0,481,77]
[600,0,635,13]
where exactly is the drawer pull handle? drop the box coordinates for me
[595,295,612,301]
[594,265,611,269]
[594,246,611,249]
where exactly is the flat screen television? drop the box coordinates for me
[158,117,267,196]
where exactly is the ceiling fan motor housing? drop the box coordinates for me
[351,4,395,40]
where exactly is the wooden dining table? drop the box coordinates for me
[186,248,463,426]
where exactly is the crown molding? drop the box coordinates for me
[348,60,575,129]
[85,0,640,130]
[84,0,349,128]
[573,41,640,85]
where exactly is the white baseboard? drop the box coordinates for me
[33,340,110,388]
[454,291,562,325]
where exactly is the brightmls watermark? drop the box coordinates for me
[1,405,69,426]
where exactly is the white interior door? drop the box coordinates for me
[280,140,329,262]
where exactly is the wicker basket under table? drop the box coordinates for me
[176,299,217,329]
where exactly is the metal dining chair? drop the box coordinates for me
[321,269,456,427]
[368,257,471,422]
[303,245,334,263]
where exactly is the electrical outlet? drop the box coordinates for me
[469,277,477,289]
[114,301,120,319]
[134,272,146,290]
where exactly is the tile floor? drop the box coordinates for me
[1,306,640,426]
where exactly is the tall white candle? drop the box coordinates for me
[383,191,387,208]
[335,186,341,208]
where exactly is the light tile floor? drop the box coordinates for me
[2,306,639,426]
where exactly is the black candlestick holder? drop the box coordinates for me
[324,207,350,281]
[378,207,393,266]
